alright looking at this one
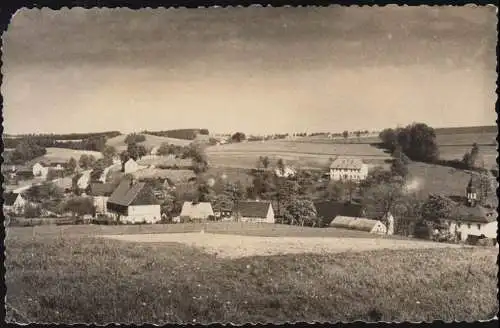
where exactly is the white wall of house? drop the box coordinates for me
[32,163,49,179]
[330,164,368,181]
[370,221,388,234]
[448,221,498,241]
[119,205,161,224]
[77,171,91,190]
[93,196,109,215]
[274,167,296,178]
[240,205,275,224]
[124,159,141,174]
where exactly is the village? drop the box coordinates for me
[3,127,498,246]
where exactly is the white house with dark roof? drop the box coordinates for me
[106,178,161,224]
[236,201,275,223]
[3,192,26,215]
[329,157,368,181]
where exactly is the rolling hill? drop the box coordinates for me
[105,133,192,152]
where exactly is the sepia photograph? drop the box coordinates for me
[2,5,498,324]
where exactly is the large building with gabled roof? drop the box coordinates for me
[106,178,161,224]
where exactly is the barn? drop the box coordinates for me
[330,216,387,234]
[106,178,161,224]
[314,201,365,226]
[88,183,116,215]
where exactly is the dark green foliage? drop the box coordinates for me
[231,132,246,143]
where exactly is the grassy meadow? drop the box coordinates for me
[106,133,192,152]
[5,223,498,324]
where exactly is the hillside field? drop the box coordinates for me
[106,133,192,152]
[206,140,391,169]
[5,223,498,323]
[31,148,103,164]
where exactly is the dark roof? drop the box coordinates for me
[453,204,497,224]
[107,180,147,207]
[237,201,272,218]
[314,201,365,221]
[4,192,19,206]
[88,183,115,197]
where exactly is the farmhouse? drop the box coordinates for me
[179,201,215,222]
[3,192,26,215]
[32,162,49,179]
[107,179,161,224]
[274,166,296,178]
[124,158,144,174]
[446,205,498,242]
[330,216,387,234]
[236,201,275,223]
[314,201,365,226]
[88,183,116,215]
[329,157,368,181]
[53,177,73,194]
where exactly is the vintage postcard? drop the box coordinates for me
[2,5,498,324]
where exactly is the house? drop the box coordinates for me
[236,201,275,223]
[32,162,49,179]
[329,157,368,181]
[330,216,387,234]
[150,146,159,156]
[53,177,73,194]
[445,203,498,242]
[3,192,26,215]
[274,166,296,178]
[87,182,116,215]
[179,201,215,222]
[107,178,161,224]
[314,201,365,226]
[124,158,143,174]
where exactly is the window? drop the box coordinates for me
[477,224,481,230]
[467,223,471,229]
[457,223,461,228]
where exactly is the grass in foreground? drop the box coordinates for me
[5,233,498,324]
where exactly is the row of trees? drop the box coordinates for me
[379,123,439,163]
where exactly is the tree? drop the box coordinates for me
[124,133,146,145]
[23,182,64,203]
[189,145,209,174]
[9,137,47,164]
[421,194,454,223]
[102,145,117,162]
[398,123,439,162]
[127,142,147,160]
[24,203,42,218]
[391,144,409,179]
[251,170,276,200]
[79,154,96,170]
[361,176,406,232]
[462,143,480,169]
[196,181,215,203]
[342,130,349,140]
[257,156,270,169]
[158,143,177,156]
[61,196,95,217]
[66,157,77,174]
[275,179,300,217]
[276,158,286,176]
[282,197,318,227]
[231,132,246,143]
[161,193,181,219]
[46,169,61,181]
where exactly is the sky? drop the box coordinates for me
[2,6,497,135]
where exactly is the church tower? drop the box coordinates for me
[466,176,477,207]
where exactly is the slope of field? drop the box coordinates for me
[5,225,497,323]
[407,162,498,206]
[106,134,192,152]
[30,148,103,164]
[102,232,465,259]
[206,140,391,169]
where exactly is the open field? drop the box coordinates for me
[438,145,497,169]
[106,133,192,152]
[5,223,498,323]
[136,156,192,167]
[102,232,465,259]
[31,147,103,164]
[407,162,498,205]
[436,132,497,146]
[207,140,391,169]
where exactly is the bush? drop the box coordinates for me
[24,203,42,218]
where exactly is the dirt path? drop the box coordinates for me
[100,232,466,259]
